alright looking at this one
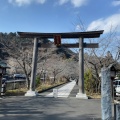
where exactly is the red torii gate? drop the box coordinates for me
[18,30,104,99]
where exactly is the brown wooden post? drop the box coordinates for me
[25,37,38,96]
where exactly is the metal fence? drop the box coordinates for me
[5,79,26,90]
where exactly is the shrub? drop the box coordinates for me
[84,69,95,94]
[36,76,41,87]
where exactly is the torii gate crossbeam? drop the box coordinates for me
[18,30,104,98]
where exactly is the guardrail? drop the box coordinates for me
[6,79,26,83]
[5,79,27,90]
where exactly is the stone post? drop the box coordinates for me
[115,104,120,120]
[101,67,112,120]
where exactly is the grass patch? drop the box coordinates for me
[36,82,66,92]
[5,88,27,96]
[87,93,101,99]
[5,81,66,96]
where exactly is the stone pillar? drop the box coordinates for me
[116,104,120,120]
[0,75,2,98]
[101,67,112,120]
[25,37,38,96]
[76,37,87,99]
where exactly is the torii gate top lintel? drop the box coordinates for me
[17,30,104,39]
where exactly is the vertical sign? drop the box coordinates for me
[54,35,61,46]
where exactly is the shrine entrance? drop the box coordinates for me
[18,30,104,98]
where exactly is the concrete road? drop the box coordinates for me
[46,81,76,98]
[0,96,102,120]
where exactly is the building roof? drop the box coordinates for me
[17,30,104,39]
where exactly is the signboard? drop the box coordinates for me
[54,35,61,46]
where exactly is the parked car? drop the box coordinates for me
[13,74,26,79]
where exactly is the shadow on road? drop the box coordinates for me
[0,96,103,120]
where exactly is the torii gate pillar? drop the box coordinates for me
[25,37,38,96]
[76,37,88,99]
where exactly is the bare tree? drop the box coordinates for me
[72,17,120,93]
[0,32,33,89]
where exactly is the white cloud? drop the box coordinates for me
[58,0,88,7]
[76,25,81,30]
[10,0,88,7]
[8,0,31,6]
[8,0,46,6]
[87,14,120,33]
[112,1,120,6]
[71,0,88,7]
[75,24,85,31]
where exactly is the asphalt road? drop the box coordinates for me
[0,82,114,120]
[0,96,102,120]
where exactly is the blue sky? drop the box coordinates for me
[0,0,120,35]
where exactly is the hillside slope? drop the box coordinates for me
[6,38,79,80]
